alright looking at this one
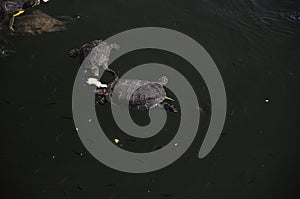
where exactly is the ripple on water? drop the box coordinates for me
[201,0,298,42]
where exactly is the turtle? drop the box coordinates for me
[3,10,66,35]
[86,76,177,112]
[69,39,120,77]
[0,0,40,31]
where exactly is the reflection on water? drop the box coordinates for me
[202,0,298,39]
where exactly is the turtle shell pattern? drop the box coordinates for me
[86,41,113,68]
[107,79,166,110]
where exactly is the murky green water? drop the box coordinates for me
[0,0,299,198]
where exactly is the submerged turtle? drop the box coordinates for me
[0,0,40,31]
[4,10,66,35]
[69,39,119,77]
[86,76,177,112]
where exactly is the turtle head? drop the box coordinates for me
[69,48,80,58]
[157,76,168,86]
[110,43,120,51]
[23,0,40,8]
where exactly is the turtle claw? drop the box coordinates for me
[9,25,15,32]
[159,102,178,113]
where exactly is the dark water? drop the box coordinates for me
[1,0,299,198]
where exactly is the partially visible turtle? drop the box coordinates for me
[4,10,66,35]
[86,76,177,112]
[69,40,119,77]
[0,0,40,31]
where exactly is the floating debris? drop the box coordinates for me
[72,150,83,156]
[114,139,120,144]
[286,12,300,22]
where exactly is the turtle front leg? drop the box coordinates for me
[86,78,107,88]
[8,16,15,31]
[158,102,178,113]
[9,10,25,31]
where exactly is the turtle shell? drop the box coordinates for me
[6,10,66,36]
[107,79,166,110]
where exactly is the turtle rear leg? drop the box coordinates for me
[158,102,178,113]
[96,96,107,106]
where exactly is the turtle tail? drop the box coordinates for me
[69,48,80,57]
